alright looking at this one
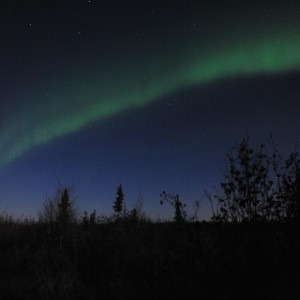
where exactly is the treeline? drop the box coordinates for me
[37,183,150,227]
[33,135,300,226]
[0,135,298,226]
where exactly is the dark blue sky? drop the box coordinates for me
[0,1,300,220]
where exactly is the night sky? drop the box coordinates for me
[1,0,300,220]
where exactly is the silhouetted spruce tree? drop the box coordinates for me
[160,191,186,222]
[57,188,72,225]
[39,185,77,224]
[113,184,125,216]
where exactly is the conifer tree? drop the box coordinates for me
[113,184,125,215]
[160,191,186,222]
[57,188,72,225]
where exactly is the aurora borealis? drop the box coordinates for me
[1,0,300,218]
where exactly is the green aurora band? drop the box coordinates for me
[1,27,300,167]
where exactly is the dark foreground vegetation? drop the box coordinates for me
[0,219,299,299]
[0,136,299,299]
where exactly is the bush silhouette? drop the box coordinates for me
[214,136,300,222]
